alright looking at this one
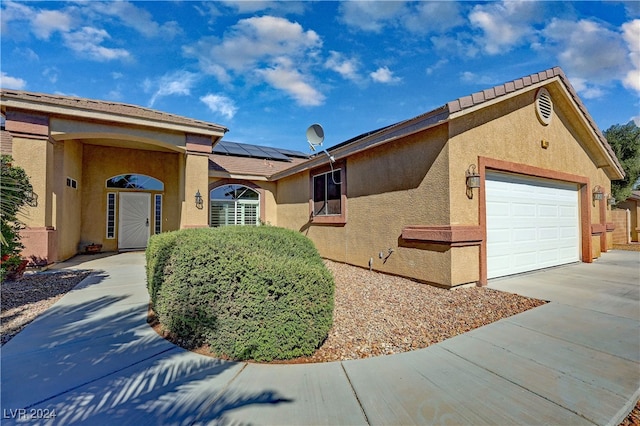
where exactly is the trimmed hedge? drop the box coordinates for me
[146,226,334,362]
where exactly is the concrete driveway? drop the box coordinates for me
[1,250,638,425]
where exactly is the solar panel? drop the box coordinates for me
[213,140,305,162]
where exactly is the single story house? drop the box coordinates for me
[1,66,625,287]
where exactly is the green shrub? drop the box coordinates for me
[146,226,334,361]
[1,155,33,282]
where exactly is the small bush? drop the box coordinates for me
[146,226,334,361]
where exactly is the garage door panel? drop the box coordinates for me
[487,172,580,279]
[538,204,559,218]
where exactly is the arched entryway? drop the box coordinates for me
[106,174,164,249]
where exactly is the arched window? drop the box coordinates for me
[106,174,164,191]
[210,185,259,227]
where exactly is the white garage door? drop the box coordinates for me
[486,172,580,279]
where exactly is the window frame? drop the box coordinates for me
[106,192,116,239]
[309,160,347,225]
[154,194,162,234]
[210,184,260,227]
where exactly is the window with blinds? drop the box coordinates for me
[210,185,260,227]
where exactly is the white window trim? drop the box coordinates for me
[106,192,116,239]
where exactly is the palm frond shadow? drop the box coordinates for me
[2,274,293,425]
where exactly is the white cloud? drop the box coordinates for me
[469,1,543,54]
[186,16,324,106]
[459,71,499,86]
[570,78,606,99]
[370,66,401,84]
[405,2,464,34]
[426,59,448,75]
[430,34,479,58]
[42,67,59,84]
[338,1,406,33]
[62,27,131,61]
[622,19,640,92]
[543,19,630,84]
[200,93,238,120]
[32,9,73,39]
[0,72,27,90]
[85,1,180,39]
[325,51,361,82]
[146,70,199,107]
[211,16,321,71]
[257,59,325,106]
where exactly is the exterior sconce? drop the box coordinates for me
[607,195,616,206]
[466,164,480,199]
[195,190,203,209]
[592,185,604,204]
[24,189,38,207]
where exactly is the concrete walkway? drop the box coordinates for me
[1,250,638,425]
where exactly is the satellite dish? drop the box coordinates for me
[306,124,324,151]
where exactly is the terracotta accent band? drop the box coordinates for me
[478,156,593,287]
[186,134,213,153]
[402,225,483,246]
[606,222,615,231]
[5,111,49,137]
[591,223,606,235]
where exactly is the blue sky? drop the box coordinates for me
[1,1,639,152]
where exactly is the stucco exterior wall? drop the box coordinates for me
[10,136,52,228]
[447,85,612,262]
[181,153,209,228]
[55,140,83,260]
[277,124,457,286]
[81,144,180,253]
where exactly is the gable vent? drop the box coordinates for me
[535,88,553,125]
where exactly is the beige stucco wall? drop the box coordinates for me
[181,153,209,228]
[277,124,459,286]
[10,136,52,228]
[81,144,181,253]
[55,139,83,260]
[447,84,612,261]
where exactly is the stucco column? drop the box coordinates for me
[180,152,210,228]
[5,111,58,263]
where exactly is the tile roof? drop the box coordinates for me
[448,67,622,174]
[210,153,307,177]
[1,89,228,134]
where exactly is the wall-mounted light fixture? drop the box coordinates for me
[607,194,616,206]
[592,185,604,204]
[195,190,203,209]
[466,164,480,199]
[24,189,38,207]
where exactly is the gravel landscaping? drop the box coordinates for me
[152,260,547,363]
[1,269,90,345]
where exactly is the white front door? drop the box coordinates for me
[486,172,580,279]
[118,192,151,250]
